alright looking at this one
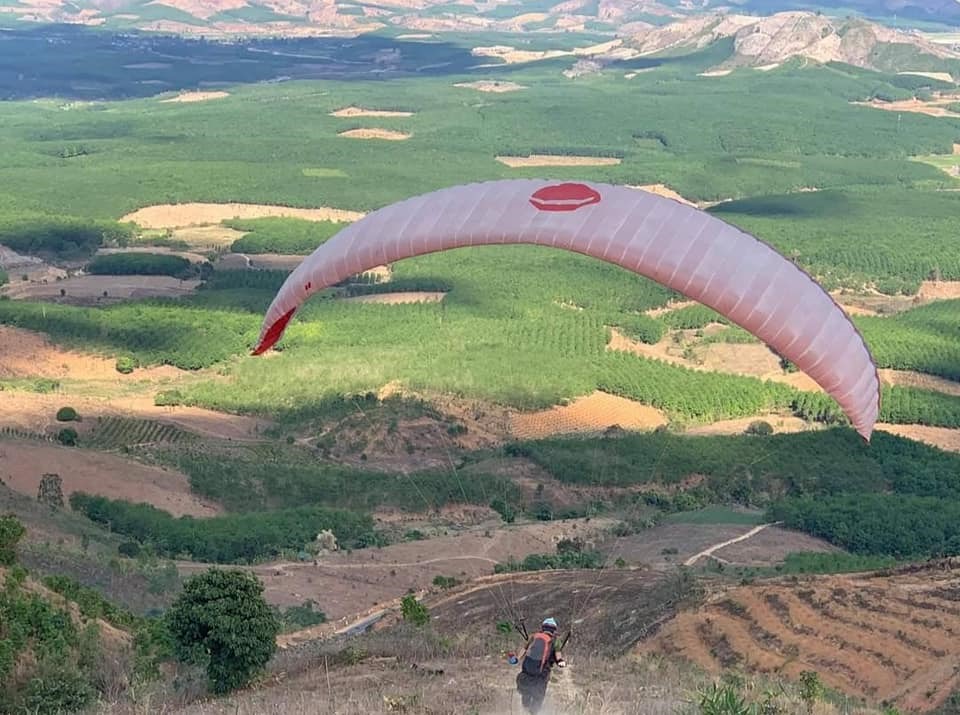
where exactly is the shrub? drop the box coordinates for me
[744,420,773,436]
[165,569,280,694]
[56,406,79,422]
[56,428,78,446]
[115,356,137,374]
[432,575,460,589]
[118,541,141,558]
[22,664,96,714]
[400,595,429,626]
[154,390,184,407]
[0,515,25,566]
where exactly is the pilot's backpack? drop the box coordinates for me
[521,632,553,676]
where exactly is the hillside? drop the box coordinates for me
[636,559,960,712]
[4,11,960,713]
[624,12,960,74]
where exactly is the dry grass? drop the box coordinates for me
[2,275,200,302]
[627,184,697,206]
[683,415,815,436]
[875,423,960,453]
[338,128,411,140]
[496,154,621,168]
[510,390,667,439]
[0,440,220,517]
[898,70,955,82]
[1,390,269,443]
[330,107,414,117]
[917,280,960,300]
[637,559,960,711]
[160,91,230,103]
[119,203,364,229]
[851,98,960,117]
[0,325,179,381]
[170,225,248,249]
[175,518,616,616]
[453,80,526,93]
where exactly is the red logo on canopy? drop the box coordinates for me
[529,183,601,212]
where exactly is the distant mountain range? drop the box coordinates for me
[1,0,959,38]
[1,0,959,80]
[624,11,960,74]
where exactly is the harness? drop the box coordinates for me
[522,632,554,676]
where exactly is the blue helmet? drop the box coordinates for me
[542,617,558,631]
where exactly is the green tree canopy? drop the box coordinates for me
[165,569,280,694]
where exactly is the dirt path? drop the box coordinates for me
[683,523,776,566]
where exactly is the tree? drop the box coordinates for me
[37,474,64,509]
[0,514,26,565]
[164,569,280,694]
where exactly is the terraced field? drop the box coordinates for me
[636,560,960,712]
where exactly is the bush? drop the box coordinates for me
[56,428,78,446]
[165,569,280,694]
[274,600,327,632]
[0,515,25,566]
[55,406,79,422]
[118,541,141,558]
[0,270,7,287]
[400,594,429,627]
[744,420,773,436]
[22,664,96,714]
[115,356,137,374]
[432,575,460,589]
[154,390,184,407]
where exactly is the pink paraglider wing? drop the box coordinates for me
[253,180,880,441]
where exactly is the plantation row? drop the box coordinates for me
[0,51,955,221]
[87,253,205,280]
[68,493,381,563]
[86,418,196,450]
[855,300,960,381]
[509,428,960,498]
[715,190,960,291]
[161,445,521,514]
[0,217,133,259]
[597,352,794,422]
[769,494,960,558]
[0,300,258,370]
[224,217,347,255]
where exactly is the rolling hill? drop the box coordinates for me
[623,11,960,74]
[2,0,959,37]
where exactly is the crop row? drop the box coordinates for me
[86,418,196,449]
[87,253,199,279]
[225,217,347,255]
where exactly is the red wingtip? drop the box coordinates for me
[251,308,296,356]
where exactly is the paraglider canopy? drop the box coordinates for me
[253,180,880,442]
